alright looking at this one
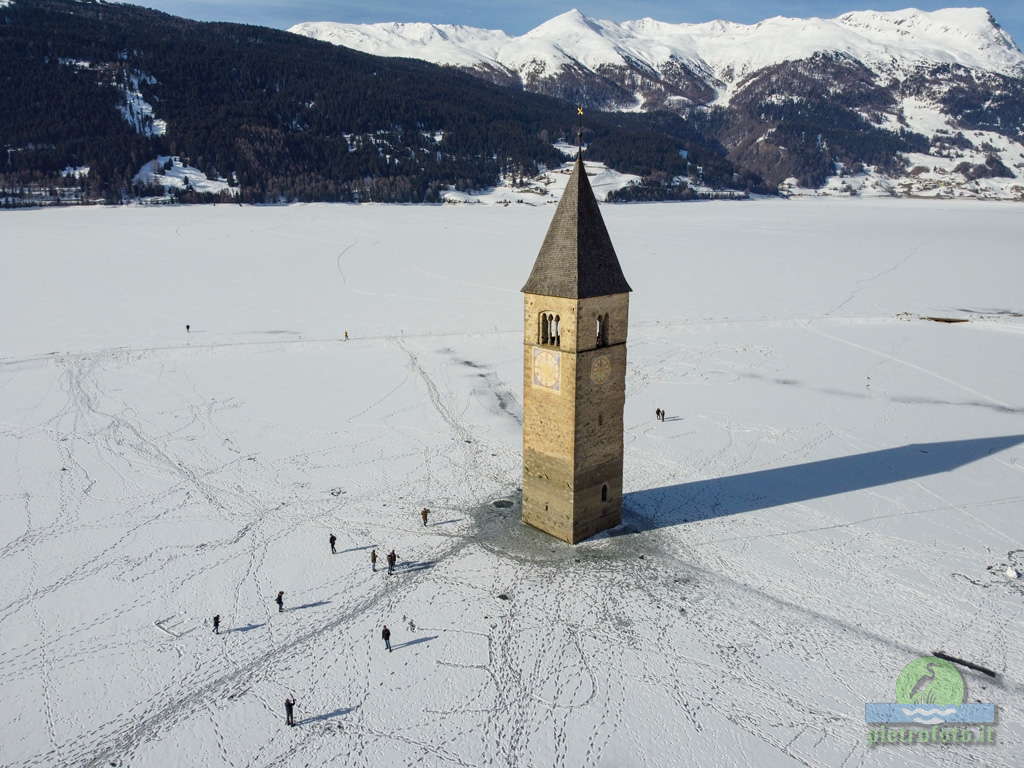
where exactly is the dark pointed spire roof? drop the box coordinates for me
[522,157,631,299]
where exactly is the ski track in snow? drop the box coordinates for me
[1,202,1023,767]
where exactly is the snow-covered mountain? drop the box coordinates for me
[293,8,1024,199]
[291,8,1023,106]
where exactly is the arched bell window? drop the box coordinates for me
[539,312,561,348]
[596,313,609,347]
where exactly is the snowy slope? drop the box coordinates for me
[117,71,167,137]
[288,20,511,69]
[2,201,1024,767]
[134,156,237,196]
[291,7,1024,94]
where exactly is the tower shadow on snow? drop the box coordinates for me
[623,435,1024,532]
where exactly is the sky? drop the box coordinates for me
[125,1,1024,46]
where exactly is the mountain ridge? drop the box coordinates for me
[291,7,1024,103]
[292,7,1024,199]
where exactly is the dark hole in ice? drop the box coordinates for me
[492,499,513,509]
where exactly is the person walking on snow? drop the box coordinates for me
[285,696,296,726]
[382,625,392,652]
[276,591,285,613]
[370,548,378,572]
[186,324,190,334]
[420,507,430,527]
[387,550,397,575]
[212,614,220,634]
[329,533,337,554]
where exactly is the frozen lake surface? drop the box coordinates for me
[1,199,1023,767]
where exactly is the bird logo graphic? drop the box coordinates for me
[893,657,965,723]
[865,655,995,727]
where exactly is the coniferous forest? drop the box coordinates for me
[0,0,765,204]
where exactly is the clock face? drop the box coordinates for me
[532,347,561,392]
[591,355,611,384]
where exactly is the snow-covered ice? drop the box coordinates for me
[1,199,1023,767]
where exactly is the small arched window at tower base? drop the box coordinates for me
[601,484,609,502]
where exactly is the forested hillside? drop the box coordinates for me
[0,0,760,204]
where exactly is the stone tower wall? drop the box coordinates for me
[521,293,629,543]
[571,294,628,540]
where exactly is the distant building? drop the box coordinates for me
[520,155,631,543]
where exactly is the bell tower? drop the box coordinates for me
[520,155,631,543]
